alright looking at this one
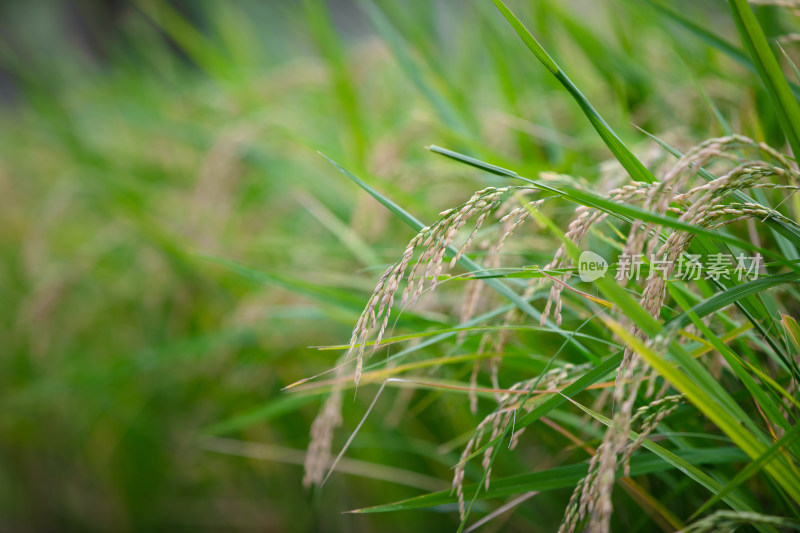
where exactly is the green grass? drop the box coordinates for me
[1,1,800,531]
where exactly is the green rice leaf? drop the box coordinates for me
[729,0,800,157]
[351,447,747,513]
[666,272,800,331]
[490,0,656,184]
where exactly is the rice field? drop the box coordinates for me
[2,1,800,531]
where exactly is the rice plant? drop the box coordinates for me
[3,0,800,531]
[300,1,800,531]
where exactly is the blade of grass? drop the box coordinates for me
[691,421,800,519]
[779,44,800,85]
[428,144,800,271]
[781,314,800,352]
[350,447,748,513]
[643,0,800,100]
[314,324,618,353]
[491,0,656,184]
[644,0,751,68]
[295,191,380,266]
[729,0,800,157]
[666,271,800,331]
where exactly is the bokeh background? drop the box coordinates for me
[1,1,797,531]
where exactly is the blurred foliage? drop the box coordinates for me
[0,0,798,531]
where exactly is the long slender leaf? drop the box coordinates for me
[691,421,800,518]
[351,447,747,513]
[729,0,800,157]
[666,271,800,331]
[491,0,656,184]
[429,144,800,272]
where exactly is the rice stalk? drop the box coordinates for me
[307,127,800,528]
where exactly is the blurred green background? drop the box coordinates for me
[1,0,796,531]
